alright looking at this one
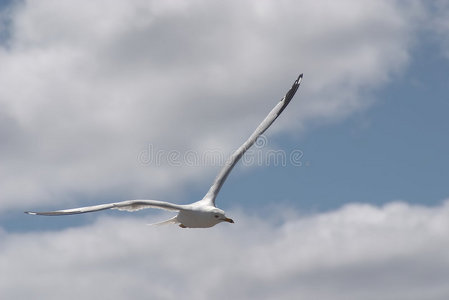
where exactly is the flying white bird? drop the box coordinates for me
[26,74,303,228]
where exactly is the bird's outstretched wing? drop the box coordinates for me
[202,74,303,206]
[25,200,188,216]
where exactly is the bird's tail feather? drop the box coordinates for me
[147,216,179,226]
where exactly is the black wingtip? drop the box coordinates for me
[278,72,303,115]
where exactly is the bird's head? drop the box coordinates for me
[210,208,234,225]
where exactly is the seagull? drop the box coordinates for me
[26,73,303,228]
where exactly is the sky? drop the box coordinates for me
[1,0,449,299]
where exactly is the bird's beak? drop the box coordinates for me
[223,217,234,223]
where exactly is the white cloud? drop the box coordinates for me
[0,0,425,211]
[1,200,449,299]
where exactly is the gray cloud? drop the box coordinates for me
[0,0,429,211]
[1,200,449,299]
[430,1,449,58]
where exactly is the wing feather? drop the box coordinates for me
[25,200,187,216]
[202,74,303,206]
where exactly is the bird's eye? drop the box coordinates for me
[214,215,219,218]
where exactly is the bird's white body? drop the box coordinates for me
[176,206,229,228]
[26,74,303,228]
